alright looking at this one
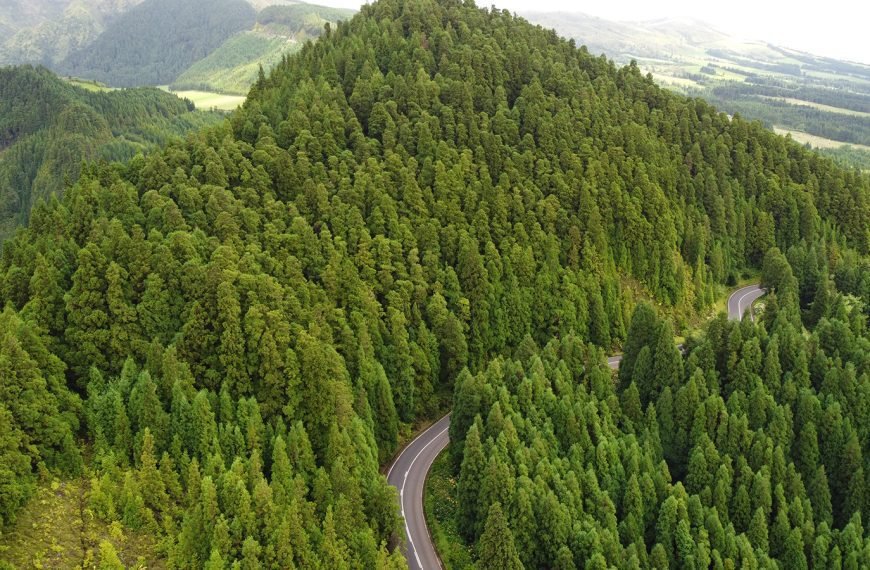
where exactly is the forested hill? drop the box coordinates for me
[57,0,257,87]
[169,2,356,95]
[0,0,867,566]
[0,0,145,67]
[0,65,221,239]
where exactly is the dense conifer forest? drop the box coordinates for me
[0,0,867,566]
[0,65,221,239]
[449,246,870,568]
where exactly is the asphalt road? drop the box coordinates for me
[387,414,451,570]
[388,284,763,569]
[727,284,766,321]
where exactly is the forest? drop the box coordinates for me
[56,0,257,87]
[0,0,867,567]
[0,65,221,240]
[447,242,870,568]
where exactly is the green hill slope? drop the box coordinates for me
[0,0,866,567]
[0,0,144,66]
[524,12,870,166]
[171,2,355,95]
[57,0,256,87]
[170,31,297,95]
[0,65,222,238]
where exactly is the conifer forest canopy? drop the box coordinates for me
[0,0,868,567]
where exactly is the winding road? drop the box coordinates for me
[728,284,766,322]
[387,284,764,569]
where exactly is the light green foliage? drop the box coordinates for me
[171,1,355,96]
[171,32,300,95]
[477,502,524,570]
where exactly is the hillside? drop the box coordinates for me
[0,65,222,239]
[524,12,870,166]
[0,0,144,67]
[57,0,257,87]
[171,2,355,95]
[0,0,867,567]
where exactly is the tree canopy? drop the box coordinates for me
[0,0,867,566]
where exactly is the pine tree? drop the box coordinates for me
[457,422,485,541]
[98,540,125,570]
[138,428,169,515]
[217,280,249,395]
[477,502,524,570]
[620,303,660,389]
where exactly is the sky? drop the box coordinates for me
[319,0,870,65]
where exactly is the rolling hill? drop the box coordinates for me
[170,2,355,94]
[523,11,870,166]
[0,0,145,66]
[0,65,222,238]
[57,0,257,87]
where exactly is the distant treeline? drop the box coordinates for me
[712,81,870,115]
[696,86,870,147]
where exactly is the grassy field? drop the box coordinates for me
[0,478,165,569]
[63,77,114,92]
[423,446,475,570]
[160,87,246,111]
[773,126,870,151]
[763,96,870,118]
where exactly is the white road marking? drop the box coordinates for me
[733,287,762,321]
[387,416,448,480]
[401,426,449,570]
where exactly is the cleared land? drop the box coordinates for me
[160,87,246,111]
[0,479,165,569]
[773,126,870,151]
[762,96,870,118]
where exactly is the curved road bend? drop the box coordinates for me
[388,284,763,569]
[728,284,766,322]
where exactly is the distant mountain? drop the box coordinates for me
[57,0,257,87]
[523,11,870,166]
[0,0,144,66]
[0,65,221,238]
[1,0,353,96]
[171,2,355,94]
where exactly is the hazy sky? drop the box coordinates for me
[321,0,870,65]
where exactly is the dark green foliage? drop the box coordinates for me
[0,65,220,238]
[57,0,257,87]
[0,0,868,566]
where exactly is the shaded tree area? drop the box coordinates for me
[0,0,867,565]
